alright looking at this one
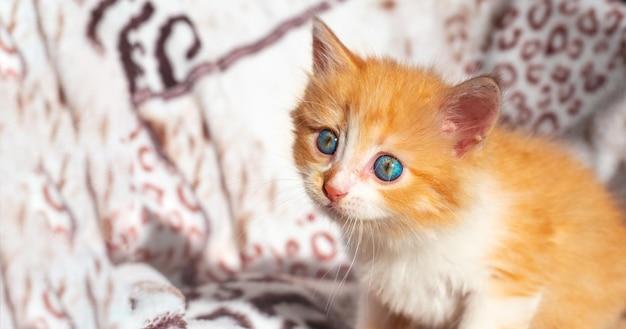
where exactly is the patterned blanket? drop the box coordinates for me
[1,0,624,328]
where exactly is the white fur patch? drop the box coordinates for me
[350,176,509,327]
[461,292,542,329]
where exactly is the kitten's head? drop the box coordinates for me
[292,19,501,233]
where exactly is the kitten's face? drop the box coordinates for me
[293,63,459,228]
[292,20,500,233]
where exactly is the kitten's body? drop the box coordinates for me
[292,19,626,329]
[354,128,626,328]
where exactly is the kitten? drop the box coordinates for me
[291,19,626,329]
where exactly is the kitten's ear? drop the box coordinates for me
[311,18,360,75]
[440,76,501,157]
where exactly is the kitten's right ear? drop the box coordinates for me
[311,18,360,75]
[440,76,501,157]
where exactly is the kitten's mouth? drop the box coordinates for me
[320,201,346,218]
[325,202,341,213]
[323,203,359,225]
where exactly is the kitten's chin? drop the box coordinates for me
[308,197,354,223]
[319,201,385,224]
[323,204,349,220]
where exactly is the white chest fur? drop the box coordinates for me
[350,182,505,327]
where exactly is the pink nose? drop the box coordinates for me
[323,183,347,203]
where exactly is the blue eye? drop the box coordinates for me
[316,129,338,155]
[374,155,403,182]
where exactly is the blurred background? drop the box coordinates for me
[1,0,625,328]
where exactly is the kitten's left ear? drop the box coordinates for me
[311,18,360,76]
[440,76,501,157]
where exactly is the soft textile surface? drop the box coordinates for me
[1,0,625,328]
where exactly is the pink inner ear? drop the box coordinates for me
[441,77,501,157]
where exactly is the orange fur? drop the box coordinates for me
[292,19,626,328]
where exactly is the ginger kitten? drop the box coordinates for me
[291,19,626,329]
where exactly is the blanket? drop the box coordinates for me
[1,0,625,328]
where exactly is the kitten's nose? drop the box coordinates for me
[323,183,347,203]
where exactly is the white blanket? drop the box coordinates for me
[1,0,624,328]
